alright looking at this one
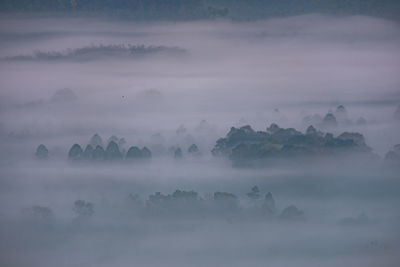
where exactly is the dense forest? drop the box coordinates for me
[1,0,399,20]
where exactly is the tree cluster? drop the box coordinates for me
[126,186,304,221]
[68,134,151,162]
[212,122,372,164]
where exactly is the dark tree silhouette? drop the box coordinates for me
[126,146,142,159]
[188,144,200,156]
[105,141,122,160]
[83,144,94,159]
[90,133,103,148]
[35,144,49,159]
[142,147,152,159]
[322,113,338,127]
[174,147,183,159]
[92,145,105,160]
[68,144,83,160]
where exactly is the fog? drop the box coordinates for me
[0,13,400,267]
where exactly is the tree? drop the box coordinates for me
[267,123,280,134]
[306,125,317,135]
[35,144,49,159]
[107,135,119,145]
[126,146,142,159]
[335,105,347,121]
[23,205,54,221]
[83,144,94,159]
[172,190,198,201]
[384,144,400,164]
[141,147,152,159]
[279,205,304,221]
[262,192,276,216]
[174,147,183,159]
[92,145,105,160]
[89,133,103,148]
[337,132,367,147]
[105,141,122,160]
[322,113,338,127]
[73,200,94,217]
[188,144,200,156]
[68,144,83,160]
[246,186,260,200]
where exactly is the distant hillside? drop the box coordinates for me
[3,44,186,62]
[0,0,399,21]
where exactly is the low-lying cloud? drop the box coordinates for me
[0,13,399,267]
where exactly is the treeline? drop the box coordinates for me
[34,124,400,165]
[5,44,186,62]
[35,132,203,161]
[1,0,399,20]
[23,186,305,222]
[0,0,206,19]
[67,133,152,162]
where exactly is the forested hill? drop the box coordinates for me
[1,0,399,21]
